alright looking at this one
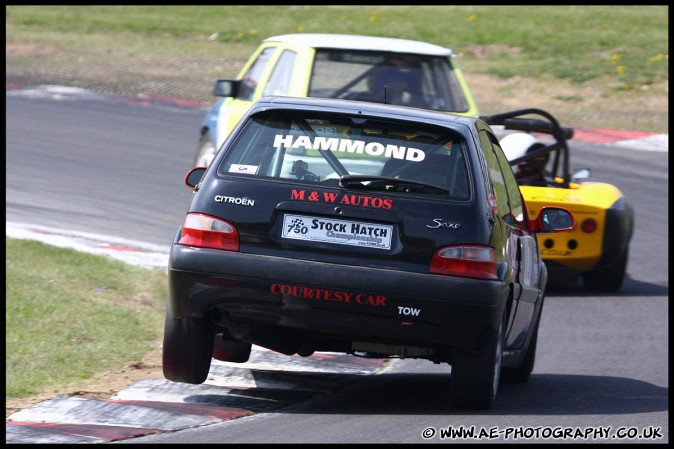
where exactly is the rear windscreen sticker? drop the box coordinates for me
[273,134,424,161]
[229,164,259,174]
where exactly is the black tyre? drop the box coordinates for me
[213,333,252,363]
[162,303,214,384]
[450,317,504,410]
[501,315,540,383]
[582,247,628,292]
[193,131,217,167]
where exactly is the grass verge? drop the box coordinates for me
[5,237,167,410]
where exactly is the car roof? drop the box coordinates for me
[251,96,478,128]
[264,33,455,57]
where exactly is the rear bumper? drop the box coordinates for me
[169,244,508,356]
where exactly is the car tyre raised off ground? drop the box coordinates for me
[162,303,214,384]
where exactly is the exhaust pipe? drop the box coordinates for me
[213,310,315,357]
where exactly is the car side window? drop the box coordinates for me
[427,57,469,112]
[239,47,276,101]
[491,140,525,224]
[263,50,297,97]
[479,130,511,221]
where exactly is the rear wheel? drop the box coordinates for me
[162,303,214,384]
[501,314,540,383]
[213,332,252,363]
[450,317,504,410]
[582,247,628,292]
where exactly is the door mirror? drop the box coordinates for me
[213,80,240,97]
[185,167,207,188]
[530,206,575,233]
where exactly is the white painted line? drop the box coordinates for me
[615,134,669,152]
[6,222,169,269]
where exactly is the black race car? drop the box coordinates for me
[164,96,573,410]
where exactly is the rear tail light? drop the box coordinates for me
[178,213,239,251]
[430,245,497,280]
[581,218,597,233]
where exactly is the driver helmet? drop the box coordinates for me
[500,133,548,173]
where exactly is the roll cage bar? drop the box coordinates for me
[481,108,574,188]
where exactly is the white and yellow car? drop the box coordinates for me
[194,33,479,167]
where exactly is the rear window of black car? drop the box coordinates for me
[217,110,471,200]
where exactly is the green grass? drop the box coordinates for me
[5,237,168,399]
[6,5,667,88]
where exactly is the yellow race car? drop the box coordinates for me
[484,108,634,292]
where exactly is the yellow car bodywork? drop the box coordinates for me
[523,181,624,272]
